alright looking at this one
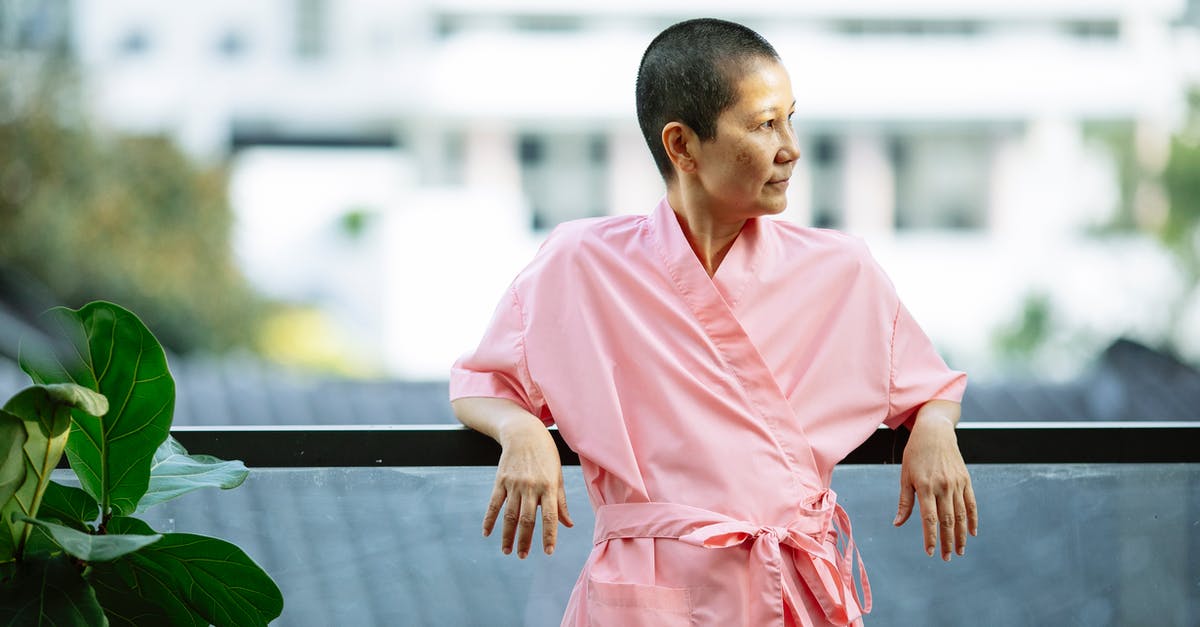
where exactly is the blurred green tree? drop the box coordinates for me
[1160,91,1200,342]
[0,63,263,353]
[1083,91,1200,358]
[997,93,1200,373]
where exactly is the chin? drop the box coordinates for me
[756,199,788,216]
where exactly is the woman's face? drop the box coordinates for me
[691,58,800,221]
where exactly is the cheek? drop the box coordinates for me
[734,148,753,166]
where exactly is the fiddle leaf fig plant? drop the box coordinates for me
[0,301,282,626]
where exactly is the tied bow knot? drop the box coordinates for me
[678,520,827,555]
[592,493,872,627]
[760,525,789,543]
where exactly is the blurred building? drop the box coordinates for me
[5,0,1200,377]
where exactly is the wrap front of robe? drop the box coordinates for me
[450,198,966,626]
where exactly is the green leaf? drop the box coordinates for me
[88,561,188,627]
[105,518,283,627]
[0,412,24,564]
[37,481,101,531]
[0,525,12,564]
[19,516,161,562]
[21,522,66,560]
[105,516,155,536]
[138,436,248,513]
[5,384,109,435]
[1,384,107,561]
[0,554,107,626]
[0,412,26,514]
[19,302,175,517]
[87,522,204,627]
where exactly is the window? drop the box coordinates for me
[511,15,583,32]
[835,19,982,38]
[589,136,607,166]
[518,135,544,165]
[217,29,247,59]
[118,27,150,57]
[294,0,327,60]
[891,131,990,230]
[809,135,843,229]
[14,2,69,52]
[1063,20,1120,42]
[517,132,608,230]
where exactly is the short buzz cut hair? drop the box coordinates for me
[635,18,781,181]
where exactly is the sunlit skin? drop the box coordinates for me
[664,57,800,277]
[452,56,977,564]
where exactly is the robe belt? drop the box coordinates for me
[592,490,871,627]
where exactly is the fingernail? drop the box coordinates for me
[943,553,951,562]
[503,547,511,555]
[927,547,934,557]
[518,550,528,559]
[957,547,964,556]
[545,546,554,555]
[892,515,901,526]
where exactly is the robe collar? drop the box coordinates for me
[649,197,764,310]
[649,196,825,492]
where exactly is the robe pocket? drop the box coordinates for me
[586,576,694,627]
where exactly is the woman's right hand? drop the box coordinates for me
[485,414,574,557]
[453,397,575,559]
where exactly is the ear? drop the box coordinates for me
[662,122,699,176]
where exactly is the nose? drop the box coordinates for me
[776,122,800,164]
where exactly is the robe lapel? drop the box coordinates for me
[649,199,825,492]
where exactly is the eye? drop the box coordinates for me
[760,119,775,130]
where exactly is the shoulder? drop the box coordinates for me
[539,214,647,260]
[763,220,898,297]
[765,219,876,265]
[513,214,647,288]
[542,214,645,249]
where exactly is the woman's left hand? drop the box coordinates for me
[894,400,978,561]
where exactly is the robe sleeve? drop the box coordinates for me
[884,300,967,430]
[449,284,554,426]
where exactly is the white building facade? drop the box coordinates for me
[39,0,1200,377]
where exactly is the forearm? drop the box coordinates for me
[911,399,961,431]
[451,396,546,445]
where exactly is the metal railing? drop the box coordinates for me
[166,422,1200,467]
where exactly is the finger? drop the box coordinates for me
[558,484,574,528]
[516,491,539,559]
[937,492,955,561]
[483,483,507,537]
[954,488,968,556]
[965,481,979,537]
[894,479,915,526]
[500,492,521,555]
[540,493,559,555]
[917,488,938,557]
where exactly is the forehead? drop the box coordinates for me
[723,59,793,116]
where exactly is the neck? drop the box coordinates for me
[666,186,747,277]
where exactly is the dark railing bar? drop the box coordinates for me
[953,421,1200,429]
[160,423,1200,467]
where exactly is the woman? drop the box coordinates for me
[451,18,977,627]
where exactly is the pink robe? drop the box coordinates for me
[450,198,966,627]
